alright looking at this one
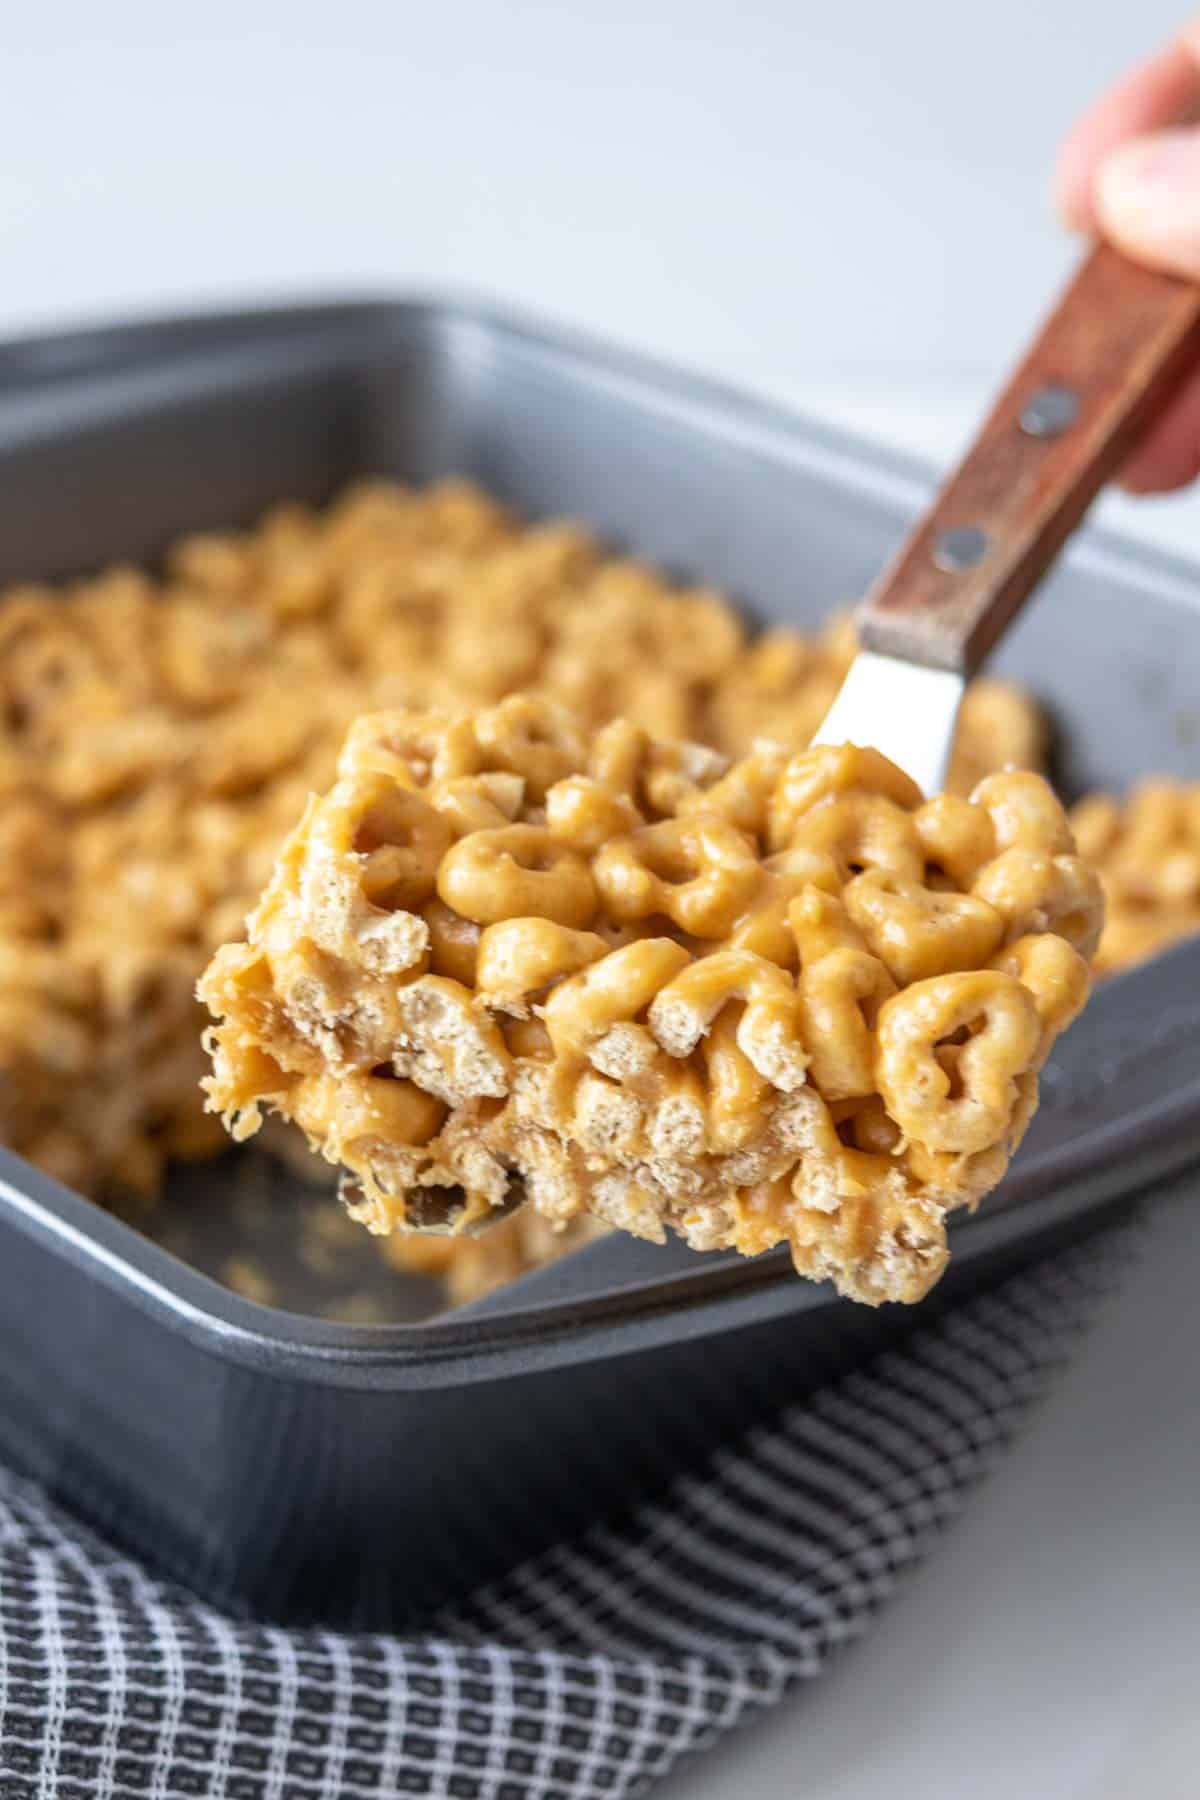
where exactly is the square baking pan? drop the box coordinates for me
[1,298,1198,1628]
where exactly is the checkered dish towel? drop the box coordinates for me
[0,1220,1134,1800]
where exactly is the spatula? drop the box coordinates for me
[815,241,1200,794]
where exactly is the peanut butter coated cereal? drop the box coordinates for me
[383,1212,608,1308]
[200,708,1100,1305]
[0,478,1047,1209]
[1071,780,1200,975]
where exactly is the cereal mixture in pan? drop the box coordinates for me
[382,1211,607,1308]
[1070,780,1200,976]
[0,477,1190,1305]
[200,708,1101,1305]
[0,479,1045,1210]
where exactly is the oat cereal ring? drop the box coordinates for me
[587,718,728,818]
[971,770,1074,855]
[990,932,1090,1060]
[473,695,586,800]
[1105,782,1200,903]
[338,710,483,787]
[638,741,734,816]
[951,678,1047,794]
[798,946,896,1100]
[648,948,809,1091]
[421,898,481,986]
[437,825,597,927]
[428,773,525,836]
[586,718,652,793]
[782,792,925,885]
[726,852,842,970]
[1064,792,1121,866]
[545,775,643,853]
[541,937,691,1065]
[312,774,453,913]
[766,743,923,852]
[913,792,997,888]
[834,1093,901,1155]
[971,848,1104,957]
[289,1069,448,1155]
[1068,780,1200,975]
[593,816,761,937]
[787,883,871,966]
[700,1009,775,1152]
[680,742,790,837]
[876,969,1042,1154]
[476,918,608,1013]
[842,868,1006,984]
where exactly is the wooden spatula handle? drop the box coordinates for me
[858,242,1200,675]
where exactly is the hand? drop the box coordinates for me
[1057,20,1200,492]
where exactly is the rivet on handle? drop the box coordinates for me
[933,525,990,573]
[1020,383,1080,438]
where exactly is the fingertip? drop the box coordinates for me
[1116,463,1173,497]
[1053,136,1099,234]
[1052,41,1200,236]
[1116,466,1197,496]
[1117,453,1200,495]
[1093,127,1200,278]
[1117,365,1200,494]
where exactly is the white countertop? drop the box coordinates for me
[5,4,1199,1792]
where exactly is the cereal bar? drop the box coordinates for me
[200,701,1102,1306]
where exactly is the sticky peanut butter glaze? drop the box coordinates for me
[200,704,1100,1306]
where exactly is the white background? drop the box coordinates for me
[5,3,1199,1794]
[2,0,1198,558]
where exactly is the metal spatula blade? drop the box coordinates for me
[811,650,963,796]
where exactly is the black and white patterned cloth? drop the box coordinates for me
[0,1221,1135,1800]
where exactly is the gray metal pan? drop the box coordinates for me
[0,297,1195,1626]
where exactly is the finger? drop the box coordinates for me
[1054,37,1200,232]
[1094,125,1200,279]
[1118,360,1200,494]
